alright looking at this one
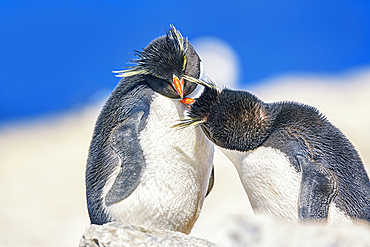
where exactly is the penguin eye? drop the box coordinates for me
[183,78,197,97]
[144,74,181,99]
[182,44,201,97]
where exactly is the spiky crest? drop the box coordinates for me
[113,25,188,78]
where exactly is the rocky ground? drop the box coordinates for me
[0,69,370,246]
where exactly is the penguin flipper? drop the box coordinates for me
[297,155,338,222]
[205,165,214,197]
[105,111,146,205]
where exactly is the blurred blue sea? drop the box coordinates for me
[1,0,370,123]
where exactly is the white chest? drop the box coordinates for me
[220,146,352,224]
[221,146,301,222]
[104,93,214,233]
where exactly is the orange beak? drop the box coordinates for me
[172,75,184,98]
[180,97,195,108]
[180,97,195,105]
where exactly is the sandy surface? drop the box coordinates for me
[0,69,369,246]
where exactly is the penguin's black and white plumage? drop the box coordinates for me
[178,82,370,224]
[85,26,214,234]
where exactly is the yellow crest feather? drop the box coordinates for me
[170,25,187,72]
[113,68,149,77]
[172,118,203,129]
[182,75,219,90]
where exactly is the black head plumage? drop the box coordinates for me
[114,25,201,98]
[174,85,275,151]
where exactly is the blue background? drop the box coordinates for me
[1,0,370,123]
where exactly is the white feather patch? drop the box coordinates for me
[103,93,214,233]
[220,146,352,225]
[220,146,301,222]
[328,203,352,225]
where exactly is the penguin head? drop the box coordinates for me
[175,82,274,151]
[115,25,201,99]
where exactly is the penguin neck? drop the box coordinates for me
[219,89,275,152]
[191,87,275,152]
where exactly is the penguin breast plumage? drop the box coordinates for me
[220,146,302,222]
[220,146,352,225]
[102,93,214,233]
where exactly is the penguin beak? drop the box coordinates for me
[180,97,195,108]
[172,75,184,98]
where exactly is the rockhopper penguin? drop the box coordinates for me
[177,79,370,224]
[85,26,214,234]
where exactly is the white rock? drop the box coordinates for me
[79,222,217,247]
